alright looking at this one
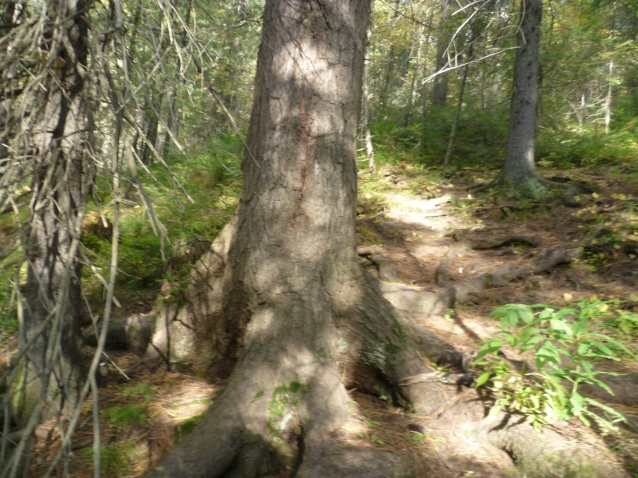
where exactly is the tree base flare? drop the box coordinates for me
[139,221,627,478]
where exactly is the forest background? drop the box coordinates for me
[3,0,638,477]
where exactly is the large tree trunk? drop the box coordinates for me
[12,0,92,428]
[497,0,547,196]
[146,2,456,476]
[145,1,629,476]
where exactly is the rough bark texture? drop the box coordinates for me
[13,0,92,427]
[498,0,546,197]
[145,2,454,476]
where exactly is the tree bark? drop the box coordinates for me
[443,63,469,173]
[13,0,92,427]
[605,58,613,135]
[145,1,458,476]
[363,44,375,175]
[497,0,546,197]
[404,37,421,126]
[431,0,452,107]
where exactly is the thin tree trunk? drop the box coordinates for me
[418,12,435,157]
[404,38,422,127]
[605,58,613,135]
[480,64,487,110]
[443,63,469,172]
[363,49,375,175]
[431,0,452,107]
[380,50,394,110]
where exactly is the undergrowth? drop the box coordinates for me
[475,299,638,433]
[82,134,243,305]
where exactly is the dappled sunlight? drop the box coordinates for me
[26,351,219,478]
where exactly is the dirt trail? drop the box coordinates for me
[354,169,638,477]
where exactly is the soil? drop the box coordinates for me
[13,164,638,477]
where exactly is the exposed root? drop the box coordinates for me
[384,243,582,318]
[133,225,626,477]
[358,245,399,281]
[296,445,415,478]
[428,396,627,478]
[462,235,539,250]
[468,172,571,198]
[82,313,156,355]
[435,243,470,286]
[467,178,497,193]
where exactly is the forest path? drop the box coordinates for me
[352,166,638,477]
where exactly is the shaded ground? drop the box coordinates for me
[5,163,638,477]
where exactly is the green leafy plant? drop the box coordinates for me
[474,302,636,432]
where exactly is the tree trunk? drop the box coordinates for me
[431,0,452,107]
[605,58,613,135]
[443,63,469,172]
[145,1,458,476]
[431,37,450,106]
[404,37,421,127]
[363,45,375,175]
[497,0,546,197]
[13,0,92,428]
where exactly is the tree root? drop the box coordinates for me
[358,245,399,281]
[435,234,539,286]
[385,243,582,318]
[82,313,156,356]
[428,395,627,478]
[134,226,626,477]
[461,234,539,250]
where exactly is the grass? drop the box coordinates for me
[79,445,131,477]
[82,134,243,306]
[103,404,148,427]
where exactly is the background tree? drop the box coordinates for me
[0,0,262,473]
[495,0,547,196]
[2,0,638,476]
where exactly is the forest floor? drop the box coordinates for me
[12,162,638,477]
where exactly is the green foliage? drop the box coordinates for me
[122,383,157,401]
[474,301,636,432]
[266,382,311,434]
[103,404,148,427]
[83,134,242,302]
[80,446,129,477]
[0,317,18,343]
[537,130,638,169]
[372,104,508,170]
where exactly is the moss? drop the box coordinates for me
[515,451,596,478]
[502,175,550,199]
[10,363,44,428]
